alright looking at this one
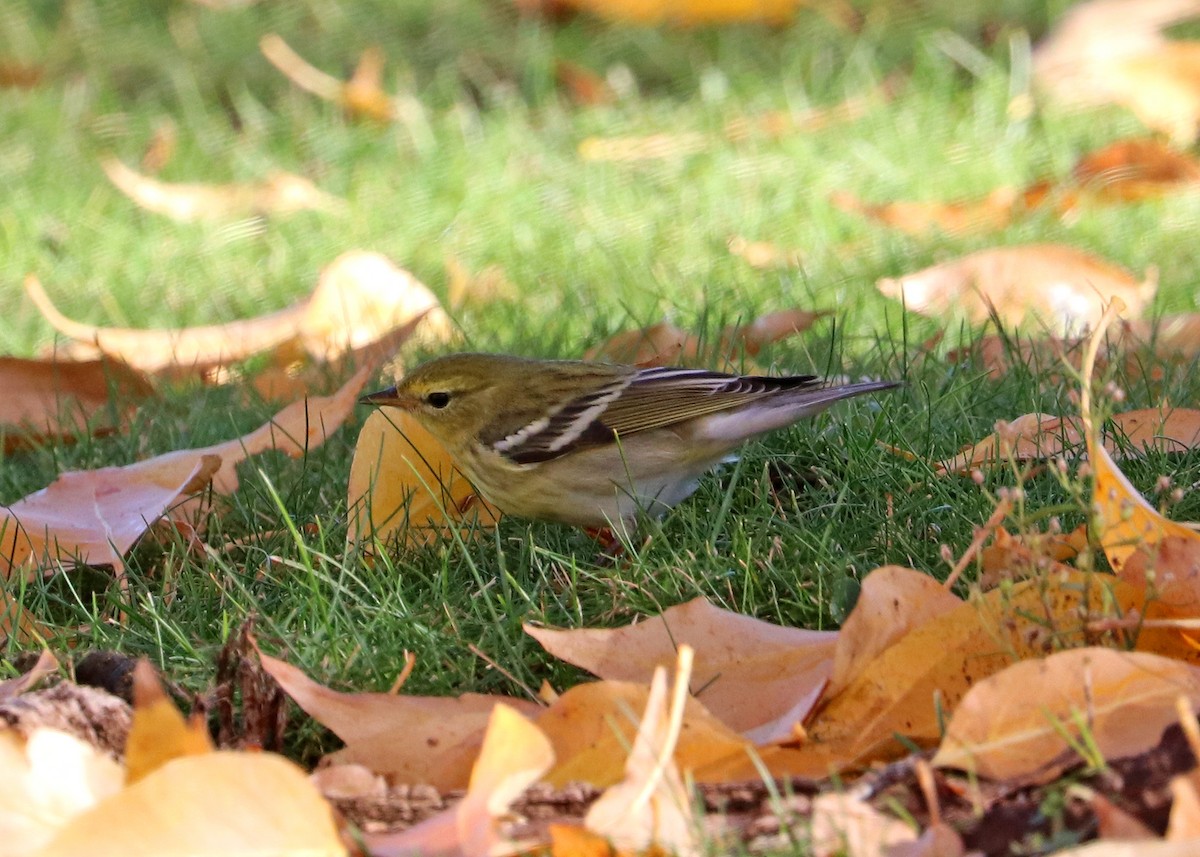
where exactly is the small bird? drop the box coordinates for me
[360,353,898,531]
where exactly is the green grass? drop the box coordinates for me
[3,0,1200,759]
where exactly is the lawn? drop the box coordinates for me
[2,0,1200,763]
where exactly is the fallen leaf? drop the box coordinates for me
[0,367,366,576]
[366,704,555,857]
[1089,791,1157,840]
[26,251,447,376]
[139,119,177,174]
[584,648,699,857]
[1089,433,1200,572]
[347,408,503,551]
[1034,0,1200,144]
[0,356,152,453]
[560,0,799,25]
[724,75,900,142]
[101,157,341,221]
[727,236,804,269]
[0,453,220,577]
[124,661,213,784]
[37,752,345,857]
[809,791,917,857]
[526,596,835,743]
[1050,842,1200,856]
[444,256,517,310]
[258,648,537,791]
[259,35,417,124]
[830,187,1018,236]
[877,245,1156,333]
[1169,770,1200,840]
[578,133,706,162]
[825,566,962,699]
[979,525,1089,588]
[1072,137,1200,201]
[933,648,1200,783]
[937,413,1085,475]
[0,727,124,857]
[584,322,693,367]
[726,308,831,356]
[537,679,749,787]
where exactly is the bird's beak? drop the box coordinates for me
[358,386,418,409]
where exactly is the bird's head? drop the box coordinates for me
[359,353,517,447]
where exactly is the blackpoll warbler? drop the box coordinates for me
[360,353,898,530]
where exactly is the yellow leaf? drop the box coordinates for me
[124,661,213,785]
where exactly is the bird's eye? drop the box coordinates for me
[426,391,451,409]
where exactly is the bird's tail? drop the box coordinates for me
[697,379,900,443]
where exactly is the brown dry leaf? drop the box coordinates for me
[829,187,1018,237]
[1120,536,1200,663]
[578,133,706,162]
[933,648,1200,783]
[1108,406,1200,453]
[703,568,1130,781]
[724,76,900,142]
[124,661,213,785]
[584,322,693,367]
[259,35,412,124]
[825,566,962,699]
[258,648,536,791]
[560,0,799,25]
[555,60,615,106]
[727,236,804,269]
[877,245,1156,333]
[808,791,917,857]
[366,704,555,857]
[26,251,448,376]
[537,679,749,787]
[101,157,341,221]
[37,751,345,857]
[0,367,366,576]
[347,408,503,551]
[946,330,1091,381]
[0,727,124,856]
[0,62,44,89]
[937,413,1085,475]
[1089,792,1157,840]
[1072,137,1200,201]
[1169,769,1200,840]
[1052,843,1200,856]
[584,648,699,857]
[0,453,220,578]
[526,596,835,744]
[726,308,831,357]
[0,356,152,453]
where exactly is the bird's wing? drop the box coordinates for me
[491,367,819,465]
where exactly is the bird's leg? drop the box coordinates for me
[584,526,627,563]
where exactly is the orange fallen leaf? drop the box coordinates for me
[444,255,517,310]
[365,704,555,857]
[526,596,835,743]
[937,413,1085,475]
[979,525,1088,588]
[933,648,1200,783]
[704,567,1132,781]
[124,661,213,785]
[727,308,831,356]
[829,187,1018,237]
[1072,137,1200,201]
[1089,434,1200,572]
[584,648,699,857]
[258,647,536,791]
[26,251,449,376]
[825,566,962,699]
[877,244,1156,333]
[347,408,503,551]
[727,236,804,269]
[538,678,748,787]
[584,322,693,367]
[559,0,799,25]
[37,751,346,857]
[0,356,152,453]
[100,157,342,221]
[260,35,416,124]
